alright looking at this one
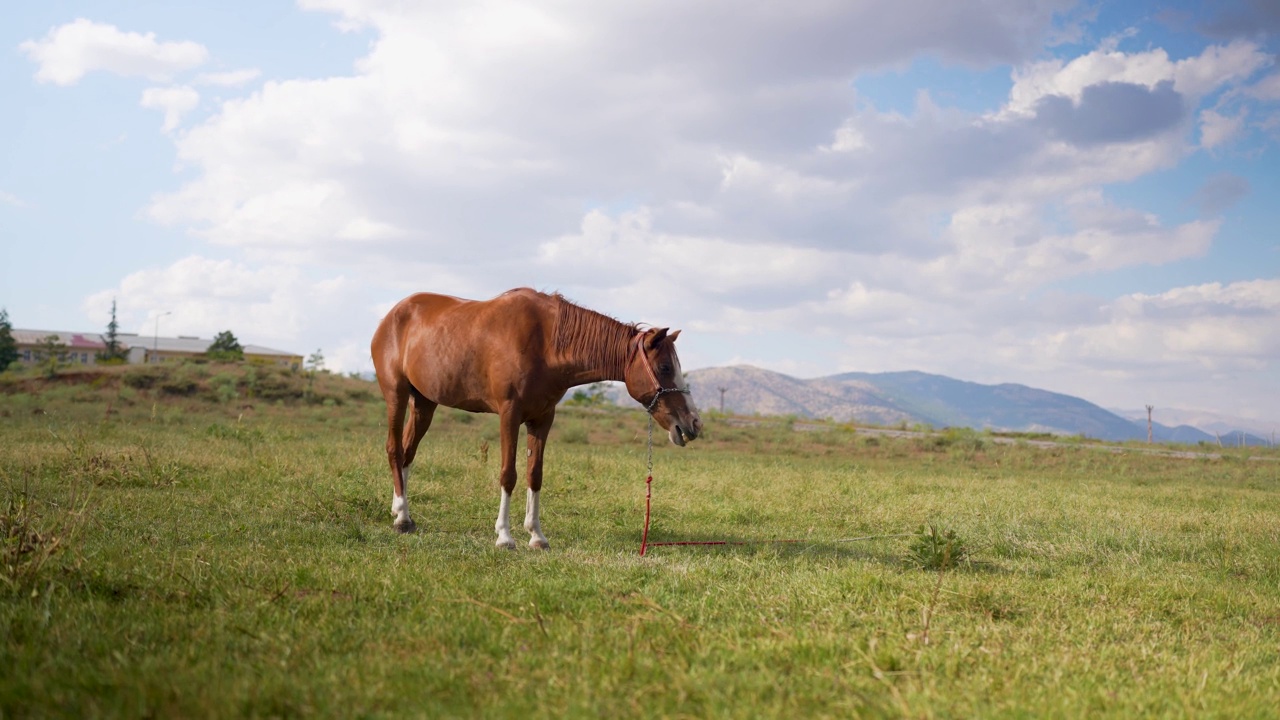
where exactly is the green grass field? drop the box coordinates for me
[2,364,1279,718]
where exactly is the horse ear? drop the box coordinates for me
[667,329,681,343]
[646,327,669,350]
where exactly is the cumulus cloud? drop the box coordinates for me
[19,19,208,85]
[1033,80,1186,145]
[1003,39,1270,116]
[1199,108,1248,148]
[140,86,200,132]
[64,0,1276,416]
[82,255,367,360]
[196,69,261,87]
[1053,280,1280,370]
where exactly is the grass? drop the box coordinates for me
[1,364,1279,717]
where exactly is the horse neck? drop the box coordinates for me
[554,304,634,385]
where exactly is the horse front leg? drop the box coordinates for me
[494,409,521,549]
[523,412,554,549]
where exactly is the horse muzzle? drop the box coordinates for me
[668,415,702,447]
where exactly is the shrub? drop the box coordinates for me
[122,365,165,389]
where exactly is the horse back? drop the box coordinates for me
[372,289,558,412]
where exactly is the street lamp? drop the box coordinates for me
[153,311,172,363]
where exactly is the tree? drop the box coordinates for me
[37,334,66,379]
[97,299,127,363]
[306,348,325,374]
[566,381,609,407]
[305,348,325,401]
[0,308,17,371]
[207,330,244,361]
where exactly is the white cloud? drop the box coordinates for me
[99,1,1278,412]
[19,19,208,85]
[1002,38,1270,118]
[196,69,261,87]
[1245,71,1280,101]
[82,255,365,361]
[1199,108,1247,149]
[1050,280,1280,369]
[0,190,29,208]
[140,86,200,132]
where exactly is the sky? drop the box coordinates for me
[2,0,1278,423]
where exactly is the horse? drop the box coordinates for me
[370,288,703,549]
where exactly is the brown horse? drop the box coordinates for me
[371,288,703,548]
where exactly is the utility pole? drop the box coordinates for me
[153,311,171,363]
[1146,405,1154,444]
[718,386,727,414]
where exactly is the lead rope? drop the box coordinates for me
[640,387,683,556]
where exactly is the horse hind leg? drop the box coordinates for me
[494,408,521,549]
[523,413,554,550]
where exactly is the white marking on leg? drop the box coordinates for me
[392,467,414,531]
[524,488,549,549]
[495,488,516,549]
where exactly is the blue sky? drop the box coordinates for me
[2,0,1278,427]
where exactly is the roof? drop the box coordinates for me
[11,329,107,349]
[12,329,300,358]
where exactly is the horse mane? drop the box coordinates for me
[550,293,638,373]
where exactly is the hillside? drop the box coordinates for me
[0,361,379,409]
[684,365,1270,444]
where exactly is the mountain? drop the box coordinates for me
[682,366,1266,444]
[1110,407,1278,444]
[684,366,914,426]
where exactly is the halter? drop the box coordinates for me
[631,332,691,415]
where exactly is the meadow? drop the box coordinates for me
[2,364,1279,718]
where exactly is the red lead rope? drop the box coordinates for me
[640,472,808,555]
[639,475,654,556]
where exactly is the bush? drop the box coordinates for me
[122,366,166,389]
[210,372,239,403]
[159,364,203,396]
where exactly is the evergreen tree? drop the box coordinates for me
[0,308,17,371]
[98,299,126,362]
[207,330,244,361]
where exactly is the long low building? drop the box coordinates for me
[11,329,304,370]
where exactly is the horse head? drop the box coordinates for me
[625,328,703,446]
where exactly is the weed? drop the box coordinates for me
[0,481,82,597]
[908,522,968,570]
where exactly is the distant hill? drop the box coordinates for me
[680,366,1272,445]
[1110,407,1277,445]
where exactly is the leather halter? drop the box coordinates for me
[631,331,689,413]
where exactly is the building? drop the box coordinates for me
[11,329,304,370]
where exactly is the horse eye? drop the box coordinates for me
[659,364,673,375]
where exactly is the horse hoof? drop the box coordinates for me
[393,518,417,534]
[529,538,550,550]
[496,538,517,550]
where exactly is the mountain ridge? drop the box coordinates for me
[680,365,1274,445]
